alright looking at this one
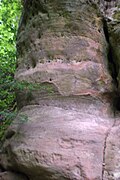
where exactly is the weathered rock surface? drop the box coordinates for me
[103,118,120,180]
[15,0,113,110]
[1,0,120,180]
[0,102,116,180]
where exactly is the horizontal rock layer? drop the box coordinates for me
[1,0,120,180]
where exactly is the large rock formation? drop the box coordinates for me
[0,0,120,179]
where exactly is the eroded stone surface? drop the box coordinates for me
[1,103,115,180]
[103,118,120,180]
[15,0,113,109]
[1,0,120,180]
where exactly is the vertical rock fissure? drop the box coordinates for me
[102,119,116,179]
[103,19,118,87]
[103,18,120,115]
[102,129,109,179]
[102,16,119,179]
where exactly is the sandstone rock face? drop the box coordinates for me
[103,118,120,180]
[15,0,113,109]
[0,104,116,180]
[1,0,120,180]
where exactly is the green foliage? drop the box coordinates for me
[0,111,17,140]
[0,0,22,140]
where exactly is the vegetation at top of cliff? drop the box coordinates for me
[0,0,22,140]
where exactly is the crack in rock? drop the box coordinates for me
[102,118,117,180]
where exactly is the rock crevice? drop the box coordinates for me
[102,117,117,180]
